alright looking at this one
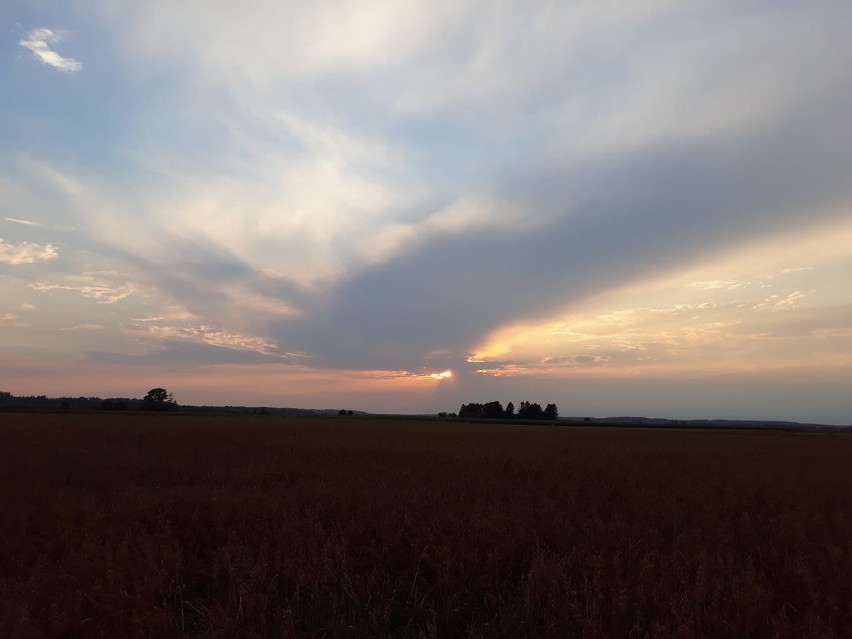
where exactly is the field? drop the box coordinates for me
[1,413,851,638]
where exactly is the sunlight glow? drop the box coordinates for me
[430,370,453,380]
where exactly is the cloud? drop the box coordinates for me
[729,305,852,340]
[29,273,134,303]
[18,28,82,72]
[686,280,744,290]
[474,364,534,378]
[467,285,852,382]
[0,239,58,264]
[541,355,611,367]
[58,323,105,331]
[268,92,852,371]
[129,321,281,356]
[4,0,852,422]
[0,312,31,328]
[4,218,41,227]
[752,291,806,312]
[85,342,282,367]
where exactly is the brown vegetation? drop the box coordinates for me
[1,413,851,638]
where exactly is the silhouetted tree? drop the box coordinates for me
[457,400,555,421]
[144,388,172,403]
[544,403,558,420]
[142,388,177,411]
[517,401,544,419]
[459,403,484,418]
[460,402,506,418]
[483,401,505,419]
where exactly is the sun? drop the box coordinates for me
[429,370,453,380]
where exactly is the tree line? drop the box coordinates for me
[457,400,558,421]
[0,388,178,412]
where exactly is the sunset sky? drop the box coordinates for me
[2,2,851,423]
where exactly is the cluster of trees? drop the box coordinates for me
[458,400,558,421]
[94,388,178,412]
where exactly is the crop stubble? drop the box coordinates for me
[1,413,850,638]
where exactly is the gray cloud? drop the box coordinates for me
[268,86,852,370]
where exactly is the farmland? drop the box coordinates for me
[1,413,851,638]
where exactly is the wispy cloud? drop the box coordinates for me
[0,238,58,264]
[752,291,806,311]
[0,312,31,328]
[138,323,280,355]
[541,355,611,367]
[29,273,134,303]
[686,280,744,291]
[4,217,41,227]
[58,323,105,331]
[18,28,82,72]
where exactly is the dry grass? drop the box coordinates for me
[1,412,850,638]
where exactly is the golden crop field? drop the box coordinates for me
[1,413,850,638]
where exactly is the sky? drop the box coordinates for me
[1,1,851,424]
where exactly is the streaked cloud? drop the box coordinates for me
[18,28,82,72]
[58,323,105,331]
[686,280,744,291]
[138,323,280,356]
[29,273,135,304]
[4,217,41,227]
